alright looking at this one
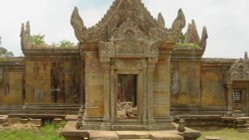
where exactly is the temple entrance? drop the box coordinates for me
[117,74,138,120]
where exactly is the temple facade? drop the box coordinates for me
[0,0,249,127]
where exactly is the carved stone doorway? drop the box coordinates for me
[117,74,138,120]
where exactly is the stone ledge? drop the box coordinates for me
[61,121,200,140]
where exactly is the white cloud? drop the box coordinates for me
[0,0,248,58]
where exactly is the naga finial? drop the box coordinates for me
[71,7,87,43]
[172,9,186,31]
[157,13,165,28]
[199,26,208,50]
[169,9,186,41]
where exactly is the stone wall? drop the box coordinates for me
[200,59,234,111]
[170,57,236,114]
[24,54,81,104]
[0,58,24,105]
[171,60,201,107]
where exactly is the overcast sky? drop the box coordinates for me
[0,0,248,58]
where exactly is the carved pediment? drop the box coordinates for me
[71,0,186,43]
[110,17,148,41]
[227,56,249,82]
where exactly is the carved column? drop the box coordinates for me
[227,82,233,114]
[98,42,113,129]
[100,62,111,130]
[147,58,157,125]
[150,41,176,130]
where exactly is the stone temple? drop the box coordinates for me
[0,0,249,139]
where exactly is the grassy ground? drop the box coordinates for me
[0,122,65,140]
[198,128,249,140]
[1,124,248,140]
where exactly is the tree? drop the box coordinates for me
[0,47,14,57]
[58,40,74,48]
[31,34,45,45]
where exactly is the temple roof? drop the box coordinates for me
[226,52,249,82]
[71,0,186,43]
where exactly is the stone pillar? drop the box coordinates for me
[101,62,111,130]
[227,82,233,114]
[152,42,175,130]
[147,58,157,125]
[110,66,116,124]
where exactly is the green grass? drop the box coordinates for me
[0,122,66,140]
[198,128,249,140]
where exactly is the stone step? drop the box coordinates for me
[111,125,147,131]
[117,131,150,139]
[0,104,81,116]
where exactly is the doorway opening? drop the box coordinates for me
[233,89,243,111]
[117,74,138,120]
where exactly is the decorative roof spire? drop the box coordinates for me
[185,19,200,43]
[20,21,31,49]
[26,21,30,35]
[71,7,87,43]
[157,13,165,28]
[199,26,208,50]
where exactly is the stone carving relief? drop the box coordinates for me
[114,59,146,70]
[111,17,148,41]
[171,71,181,95]
[71,0,186,44]
[99,41,159,60]
[117,102,137,119]
[227,54,249,82]
[98,42,114,61]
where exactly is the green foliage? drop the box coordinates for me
[58,40,75,48]
[176,42,199,48]
[177,32,186,43]
[31,34,45,45]
[0,47,14,57]
[198,128,249,140]
[176,32,199,49]
[0,123,66,140]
